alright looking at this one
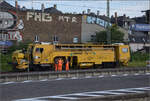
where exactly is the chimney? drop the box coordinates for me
[54,4,57,9]
[123,14,126,17]
[87,9,91,14]
[97,10,100,16]
[82,11,85,15]
[123,14,126,21]
[15,0,18,9]
[115,12,118,25]
[41,3,44,12]
[123,14,126,27]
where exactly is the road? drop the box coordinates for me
[0,74,150,101]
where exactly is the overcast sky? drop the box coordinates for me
[7,0,149,18]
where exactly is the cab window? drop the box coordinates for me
[122,48,128,53]
[36,48,43,53]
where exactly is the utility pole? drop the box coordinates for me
[106,0,111,44]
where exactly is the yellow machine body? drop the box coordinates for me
[12,43,130,70]
[12,50,28,69]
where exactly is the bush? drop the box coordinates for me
[93,25,124,44]
[7,41,31,54]
[0,40,31,72]
[128,52,149,67]
[131,52,149,62]
[0,53,12,72]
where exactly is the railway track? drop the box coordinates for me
[0,67,150,83]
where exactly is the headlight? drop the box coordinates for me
[34,56,40,59]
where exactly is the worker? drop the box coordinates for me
[58,58,63,71]
[54,59,58,71]
[65,60,69,71]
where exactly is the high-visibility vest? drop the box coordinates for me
[65,61,69,71]
[58,59,63,71]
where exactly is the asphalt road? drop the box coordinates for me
[0,74,150,101]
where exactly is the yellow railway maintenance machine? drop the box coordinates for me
[12,42,130,71]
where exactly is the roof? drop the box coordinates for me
[19,7,62,14]
[132,16,147,24]
[111,15,132,27]
[44,7,62,14]
[0,1,62,14]
[142,10,150,12]
[0,1,16,10]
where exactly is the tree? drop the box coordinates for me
[93,25,124,44]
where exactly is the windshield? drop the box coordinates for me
[35,48,43,53]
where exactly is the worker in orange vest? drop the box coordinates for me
[65,60,69,71]
[54,59,58,71]
[58,58,63,71]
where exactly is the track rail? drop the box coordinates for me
[0,67,150,82]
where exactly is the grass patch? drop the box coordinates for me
[128,61,146,67]
[128,52,149,67]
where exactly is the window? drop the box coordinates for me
[4,20,8,25]
[122,48,128,53]
[73,37,78,43]
[53,35,58,42]
[0,20,2,24]
[36,48,43,53]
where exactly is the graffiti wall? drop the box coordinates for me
[0,11,23,42]
[86,16,112,28]
[1,10,82,44]
[17,11,82,43]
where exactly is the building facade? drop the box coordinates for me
[0,1,82,44]
[0,1,129,46]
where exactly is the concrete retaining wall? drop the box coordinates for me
[0,67,150,82]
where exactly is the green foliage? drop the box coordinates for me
[94,26,124,44]
[128,52,149,67]
[0,40,32,72]
[95,31,107,43]
[7,40,31,54]
[0,53,12,72]
[131,52,149,62]
[111,26,124,43]
[128,61,146,67]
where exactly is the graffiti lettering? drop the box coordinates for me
[0,11,16,29]
[72,17,77,23]
[35,12,41,21]
[27,12,77,23]
[0,11,24,42]
[59,16,77,23]
[0,31,22,41]
[27,12,34,21]
[86,16,111,28]
[27,12,52,22]
[42,13,52,22]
